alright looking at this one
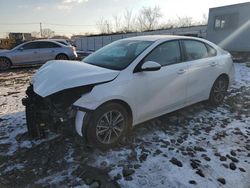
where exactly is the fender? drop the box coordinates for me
[73,88,135,137]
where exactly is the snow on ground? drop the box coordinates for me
[85,63,250,188]
[0,63,250,187]
[0,68,59,156]
[233,63,250,88]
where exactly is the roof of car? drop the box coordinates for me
[26,39,68,46]
[125,35,201,42]
[34,39,72,46]
[33,39,62,42]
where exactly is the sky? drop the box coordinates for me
[0,0,249,38]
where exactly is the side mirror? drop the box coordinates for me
[140,61,161,72]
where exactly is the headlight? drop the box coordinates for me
[47,85,94,108]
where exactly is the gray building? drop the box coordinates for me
[206,2,250,58]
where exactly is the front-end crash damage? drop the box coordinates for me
[22,84,93,138]
[22,60,120,138]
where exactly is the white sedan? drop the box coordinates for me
[22,35,235,150]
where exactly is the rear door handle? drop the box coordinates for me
[177,69,186,74]
[210,62,217,67]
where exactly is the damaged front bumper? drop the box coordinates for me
[73,104,93,137]
[22,84,94,138]
[75,111,86,137]
[22,85,76,138]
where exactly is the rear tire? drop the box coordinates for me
[209,76,228,106]
[55,54,68,60]
[86,102,129,150]
[0,57,11,71]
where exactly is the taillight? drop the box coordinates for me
[72,46,77,57]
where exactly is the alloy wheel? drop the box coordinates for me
[213,79,227,103]
[0,58,10,71]
[56,54,68,60]
[96,110,125,144]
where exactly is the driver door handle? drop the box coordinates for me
[177,69,186,75]
[210,62,218,67]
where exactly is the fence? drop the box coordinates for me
[75,25,207,51]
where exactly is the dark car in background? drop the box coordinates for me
[0,40,78,71]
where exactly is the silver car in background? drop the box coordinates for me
[0,40,78,71]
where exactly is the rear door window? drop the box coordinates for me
[21,42,39,50]
[182,40,208,61]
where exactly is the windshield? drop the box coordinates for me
[83,40,153,70]
[11,42,25,50]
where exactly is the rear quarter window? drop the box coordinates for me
[39,42,61,48]
[206,44,217,57]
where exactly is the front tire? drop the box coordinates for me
[0,57,11,71]
[209,76,228,105]
[86,102,129,150]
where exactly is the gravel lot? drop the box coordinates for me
[0,63,250,188]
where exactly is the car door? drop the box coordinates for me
[38,42,61,62]
[133,40,188,122]
[181,40,218,103]
[12,42,41,64]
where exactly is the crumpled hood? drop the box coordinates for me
[32,60,120,97]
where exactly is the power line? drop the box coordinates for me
[0,22,101,37]
[0,22,114,27]
[44,23,96,27]
[0,22,39,25]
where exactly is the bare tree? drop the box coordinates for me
[158,19,176,29]
[174,16,194,27]
[113,15,122,32]
[96,17,113,34]
[200,13,208,25]
[96,6,206,35]
[31,31,40,38]
[96,17,106,34]
[137,6,162,31]
[42,28,55,38]
[123,9,133,32]
[159,14,207,30]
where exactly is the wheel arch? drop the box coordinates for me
[98,99,133,129]
[210,73,229,89]
[55,53,69,59]
[78,99,134,138]
[0,56,13,65]
[215,73,230,89]
[208,73,230,101]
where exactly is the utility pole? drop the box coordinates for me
[40,22,42,38]
[107,23,110,34]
